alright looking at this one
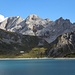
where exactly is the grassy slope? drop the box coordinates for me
[0,29,49,58]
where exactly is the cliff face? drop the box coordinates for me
[46,31,75,57]
[0,14,75,57]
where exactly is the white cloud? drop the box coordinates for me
[0,14,7,22]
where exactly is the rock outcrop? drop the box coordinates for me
[46,31,75,57]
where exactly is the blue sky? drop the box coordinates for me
[0,0,75,22]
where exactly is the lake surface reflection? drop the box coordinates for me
[0,59,75,75]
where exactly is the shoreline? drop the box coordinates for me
[0,57,75,60]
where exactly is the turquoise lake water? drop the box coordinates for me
[0,59,75,75]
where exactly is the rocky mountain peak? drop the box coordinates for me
[58,17,64,20]
[55,17,64,25]
[26,14,39,21]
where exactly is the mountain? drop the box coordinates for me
[0,14,51,35]
[0,14,75,58]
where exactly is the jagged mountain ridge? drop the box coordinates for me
[0,14,75,57]
[0,14,75,44]
[0,14,51,35]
